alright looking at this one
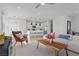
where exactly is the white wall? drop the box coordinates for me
[0,8,4,33]
[53,16,68,35]
[3,16,26,36]
[25,16,69,35]
[71,16,79,32]
[0,10,1,32]
[3,15,70,36]
[0,4,78,36]
[1,6,71,36]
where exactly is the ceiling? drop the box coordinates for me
[0,3,79,18]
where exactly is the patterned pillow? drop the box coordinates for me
[15,33,23,39]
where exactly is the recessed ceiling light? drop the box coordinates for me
[17,6,21,9]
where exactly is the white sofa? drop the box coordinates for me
[68,35,79,53]
[53,35,79,54]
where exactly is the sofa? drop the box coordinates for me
[0,36,12,56]
[68,35,79,53]
[53,34,79,55]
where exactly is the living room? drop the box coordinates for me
[0,2,79,56]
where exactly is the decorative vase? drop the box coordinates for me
[49,39,53,43]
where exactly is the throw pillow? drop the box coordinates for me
[0,33,5,45]
[58,34,70,40]
[15,33,23,39]
[23,34,27,38]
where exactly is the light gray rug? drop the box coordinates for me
[15,40,79,56]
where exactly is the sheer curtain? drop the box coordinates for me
[0,8,4,33]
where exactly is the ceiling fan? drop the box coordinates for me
[34,3,55,8]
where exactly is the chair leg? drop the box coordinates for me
[26,40,28,45]
[37,41,39,48]
[12,46,16,56]
[14,42,17,47]
[21,42,23,47]
[55,50,59,56]
[65,48,68,56]
[12,42,17,56]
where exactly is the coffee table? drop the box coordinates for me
[37,39,68,56]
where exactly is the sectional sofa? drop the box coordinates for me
[53,34,79,55]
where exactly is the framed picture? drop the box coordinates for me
[67,21,71,34]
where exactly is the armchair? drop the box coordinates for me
[12,31,28,47]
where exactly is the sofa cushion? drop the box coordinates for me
[53,38,69,44]
[68,41,79,53]
[15,33,23,39]
[67,35,79,53]
[72,35,79,42]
